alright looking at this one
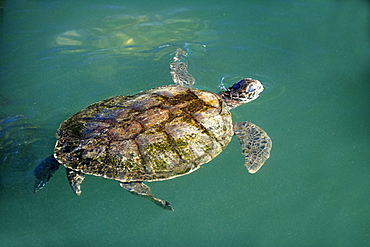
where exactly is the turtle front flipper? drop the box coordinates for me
[120,182,174,211]
[169,48,195,87]
[34,155,61,193]
[233,121,272,173]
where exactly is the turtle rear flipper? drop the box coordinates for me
[66,168,85,196]
[120,182,174,211]
[34,155,60,193]
[233,121,272,173]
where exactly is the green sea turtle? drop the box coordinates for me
[34,49,272,211]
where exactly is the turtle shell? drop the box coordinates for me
[54,85,233,182]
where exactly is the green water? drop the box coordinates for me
[1,0,369,246]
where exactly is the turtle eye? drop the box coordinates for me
[247,84,258,92]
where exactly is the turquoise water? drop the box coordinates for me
[1,0,369,246]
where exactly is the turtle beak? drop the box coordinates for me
[246,79,263,93]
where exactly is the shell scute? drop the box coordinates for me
[130,95,165,110]
[193,90,221,108]
[108,139,146,179]
[150,86,189,98]
[135,127,181,172]
[108,120,143,140]
[164,114,222,161]
[135,107,171,128]
[193,104,233,148]
[164,99,204,116]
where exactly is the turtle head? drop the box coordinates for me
[218,78,264,109]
